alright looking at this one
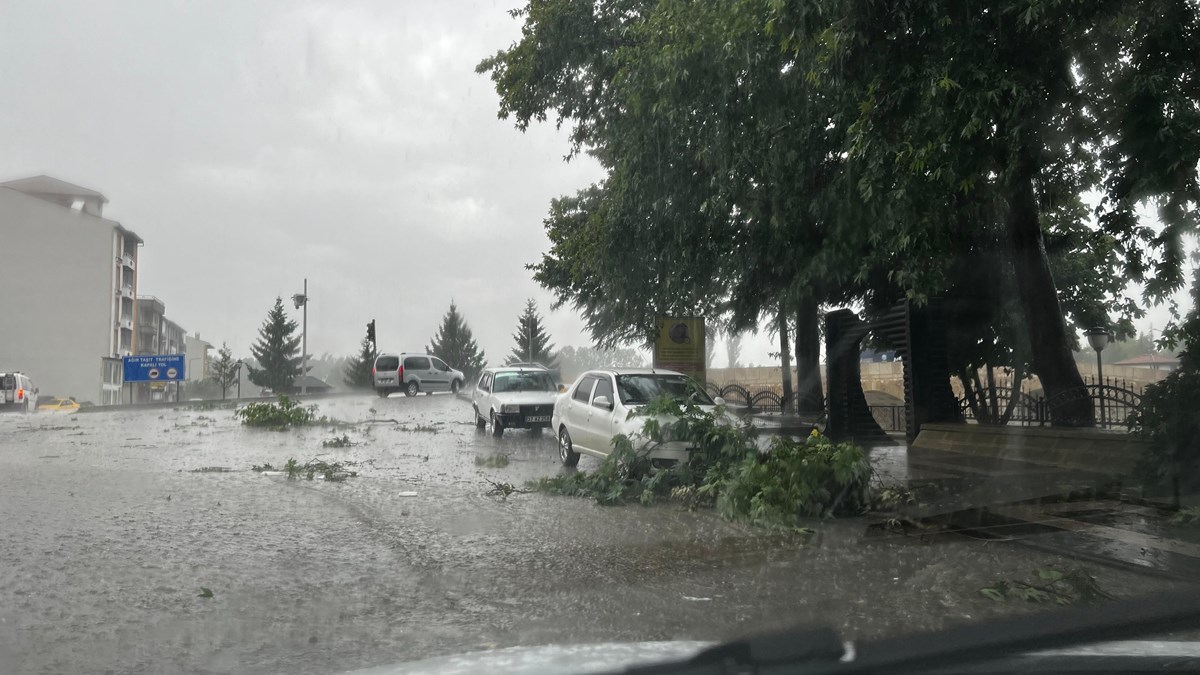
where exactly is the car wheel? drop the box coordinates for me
[558,427,580,467]
[491,410,504,437]
[405,381,419,397]
[451,379,461,395]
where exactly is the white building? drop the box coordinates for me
[185,333,214,382]
[0,176,141,404]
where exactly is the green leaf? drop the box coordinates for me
[979,587,1004,602]
[198,587,214,599]
[1037,569,1063,581]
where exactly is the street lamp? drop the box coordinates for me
[1084,327,1111,427]
[292,278,309,396]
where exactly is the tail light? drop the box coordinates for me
[398,366,404,381]
[17,388,24,401]
[371,367,376,377]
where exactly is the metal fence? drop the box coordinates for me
[859,376,1145,432]
[709,374,1147,432]
[705,383,785,413]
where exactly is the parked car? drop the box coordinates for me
[0,372,38,413]
[551,368,727,467]
[372,352,465,398]
[37,396,80,413]
[472,366,559,436]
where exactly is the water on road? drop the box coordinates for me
[0,394,1183,674]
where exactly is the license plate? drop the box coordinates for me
[526,416,550,423]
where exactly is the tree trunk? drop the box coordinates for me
[794,295,824,414]
[1005,139,1093,426]
[777,305,794,414]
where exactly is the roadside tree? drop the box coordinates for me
[343,327,377,389]
[247,297,303,394]
[211,343,240,400]
[427,302,487,382]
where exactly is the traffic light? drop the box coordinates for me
[367,320,376,346]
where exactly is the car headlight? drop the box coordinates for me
[501,404,520,413]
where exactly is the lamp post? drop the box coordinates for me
[292,279,309,396]
[1085,327,1111,427]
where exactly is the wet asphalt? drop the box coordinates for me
[0,394,1186,674]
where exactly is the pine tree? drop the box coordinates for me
[247,296,302,393]
[426,302,486,381]
[211,343,240,399]
[343,328,377,389]
[507,299,557,368]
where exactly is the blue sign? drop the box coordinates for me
[123,354,186,383]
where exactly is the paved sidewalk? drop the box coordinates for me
[874,444,1200,580]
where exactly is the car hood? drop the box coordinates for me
[341,641,710,675]
[493,391,559,406]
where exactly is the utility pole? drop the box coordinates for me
[528,313,533,363]
[293,279,309,396]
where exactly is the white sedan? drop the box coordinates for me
[471,366,560,436]
[551,368,726,466]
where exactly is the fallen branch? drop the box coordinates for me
[486,479,531,500]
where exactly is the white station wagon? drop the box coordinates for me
[471,366,560,436]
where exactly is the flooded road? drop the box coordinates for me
[0,394,1185,674]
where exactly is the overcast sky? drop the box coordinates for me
[0,1,1188,371]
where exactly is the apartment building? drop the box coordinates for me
[0,176,141,404]
[133,296,187,402]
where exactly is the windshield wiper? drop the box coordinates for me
[623,589,1200,674]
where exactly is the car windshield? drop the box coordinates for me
[493,371,556,393]
[616,374,714,406]
[4,1,1199,673]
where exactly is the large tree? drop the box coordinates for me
[508,299,558,367]
[483,0,1200,426]
[343,327,377,389]
[786,0,1199,423]
[247,297,303,393]
[211,343,240,400]
[426,302,487,381]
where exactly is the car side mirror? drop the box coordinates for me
[593,395,613,410]
[714,396,725,406]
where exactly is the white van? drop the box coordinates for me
[372,352,465,398]
[0,372,39,413]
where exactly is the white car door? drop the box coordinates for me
[583,374,619,455]
[563,375,598,453]
[472,372,491,414]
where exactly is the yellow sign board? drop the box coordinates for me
[653,317,706,385]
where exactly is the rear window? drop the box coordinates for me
[1,375,13,389]
[375,356,399,371]
[404,356,431,370]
